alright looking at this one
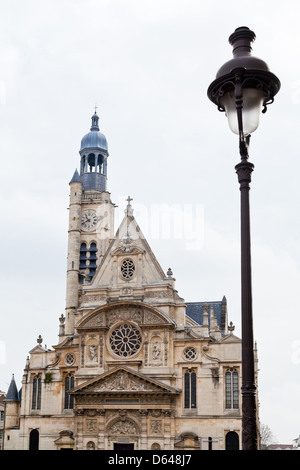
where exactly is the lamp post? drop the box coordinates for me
[207,27,280,450]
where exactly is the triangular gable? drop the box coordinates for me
[220,333,241,343]
[71,366,180,395]
[28,344,47,354]
[90,213,167,287]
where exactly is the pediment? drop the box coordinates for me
[77,302,175,330]
[90,213,167,287]
[220,333,241,343]
[71,366,180,395]
[29,344,47,354]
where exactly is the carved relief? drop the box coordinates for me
[99,332,104,367]
[144,291,171,304]
[164,330,169,366]
[94,371,154,392]
[109,420,138,435]
[78,305,170,330]
[111,240,144,256]
[107,308,143,327]
[150,420,162,435]
[86,419,97,434]
[81,294,107,306]
[152,341,162,361]
[144,310,167,325]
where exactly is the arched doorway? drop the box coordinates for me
[107,417,139,450]
[225,431,239,450]
[29,429,39,450]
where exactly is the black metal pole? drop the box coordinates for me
[235,139,257,450]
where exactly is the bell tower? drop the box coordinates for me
[79,111,109,192]
[65,112,115,335]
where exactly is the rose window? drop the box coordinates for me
[120,259,135,280]
[183,347,197,361]
[110,323,142,357]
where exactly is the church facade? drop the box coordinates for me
[3,112,253,451]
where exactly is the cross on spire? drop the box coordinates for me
[125,195,133,220]
[126,196,133,206]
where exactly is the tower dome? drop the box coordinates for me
[80,112,108,153]
[78,112,109,192]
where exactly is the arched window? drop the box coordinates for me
[184,369,197,409]
[225,431,239,450]
[225,368,239,409]
[29,429,39,450]
[97,154,104,173]
[88,243,98,277]
[32,375,41,410]
[64,373,74,409]
[88,153,95,172]
[80,155,86,175]
[79,243,87,269]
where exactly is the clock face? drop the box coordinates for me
[81,210,98,231]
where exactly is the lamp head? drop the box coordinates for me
[207,27,280,136]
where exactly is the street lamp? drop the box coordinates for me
[207,27,280,450]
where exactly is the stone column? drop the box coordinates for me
[97,410,106,450]
[65,180,82,335]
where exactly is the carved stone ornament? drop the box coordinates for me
[86,419,97,433]
[111,240,145,256]
[150,420,162,435]
[109,419,138,435]
[77,303,170,330]
[94,371,154,392]
[71,367,180,397]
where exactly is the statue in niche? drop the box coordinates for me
[152,341,162,361]
[87,441,95,450]
[88,345,98,363]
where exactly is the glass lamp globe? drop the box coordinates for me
[220,88,266,136]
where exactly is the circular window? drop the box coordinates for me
[65,353,75,365]
[110,323,142,357]
[183,347,197,361]
[120,258,135,280]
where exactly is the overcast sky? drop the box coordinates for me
[0,0,300,445]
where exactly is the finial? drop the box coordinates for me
[90,106,100,131]
[202,302,209,313]
[37,335,43,346]
[228,321,235,334]
[167,268,173,277]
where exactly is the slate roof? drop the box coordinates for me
[186,298,226,333]
[69,168,81,184]
[5,375,20,402]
